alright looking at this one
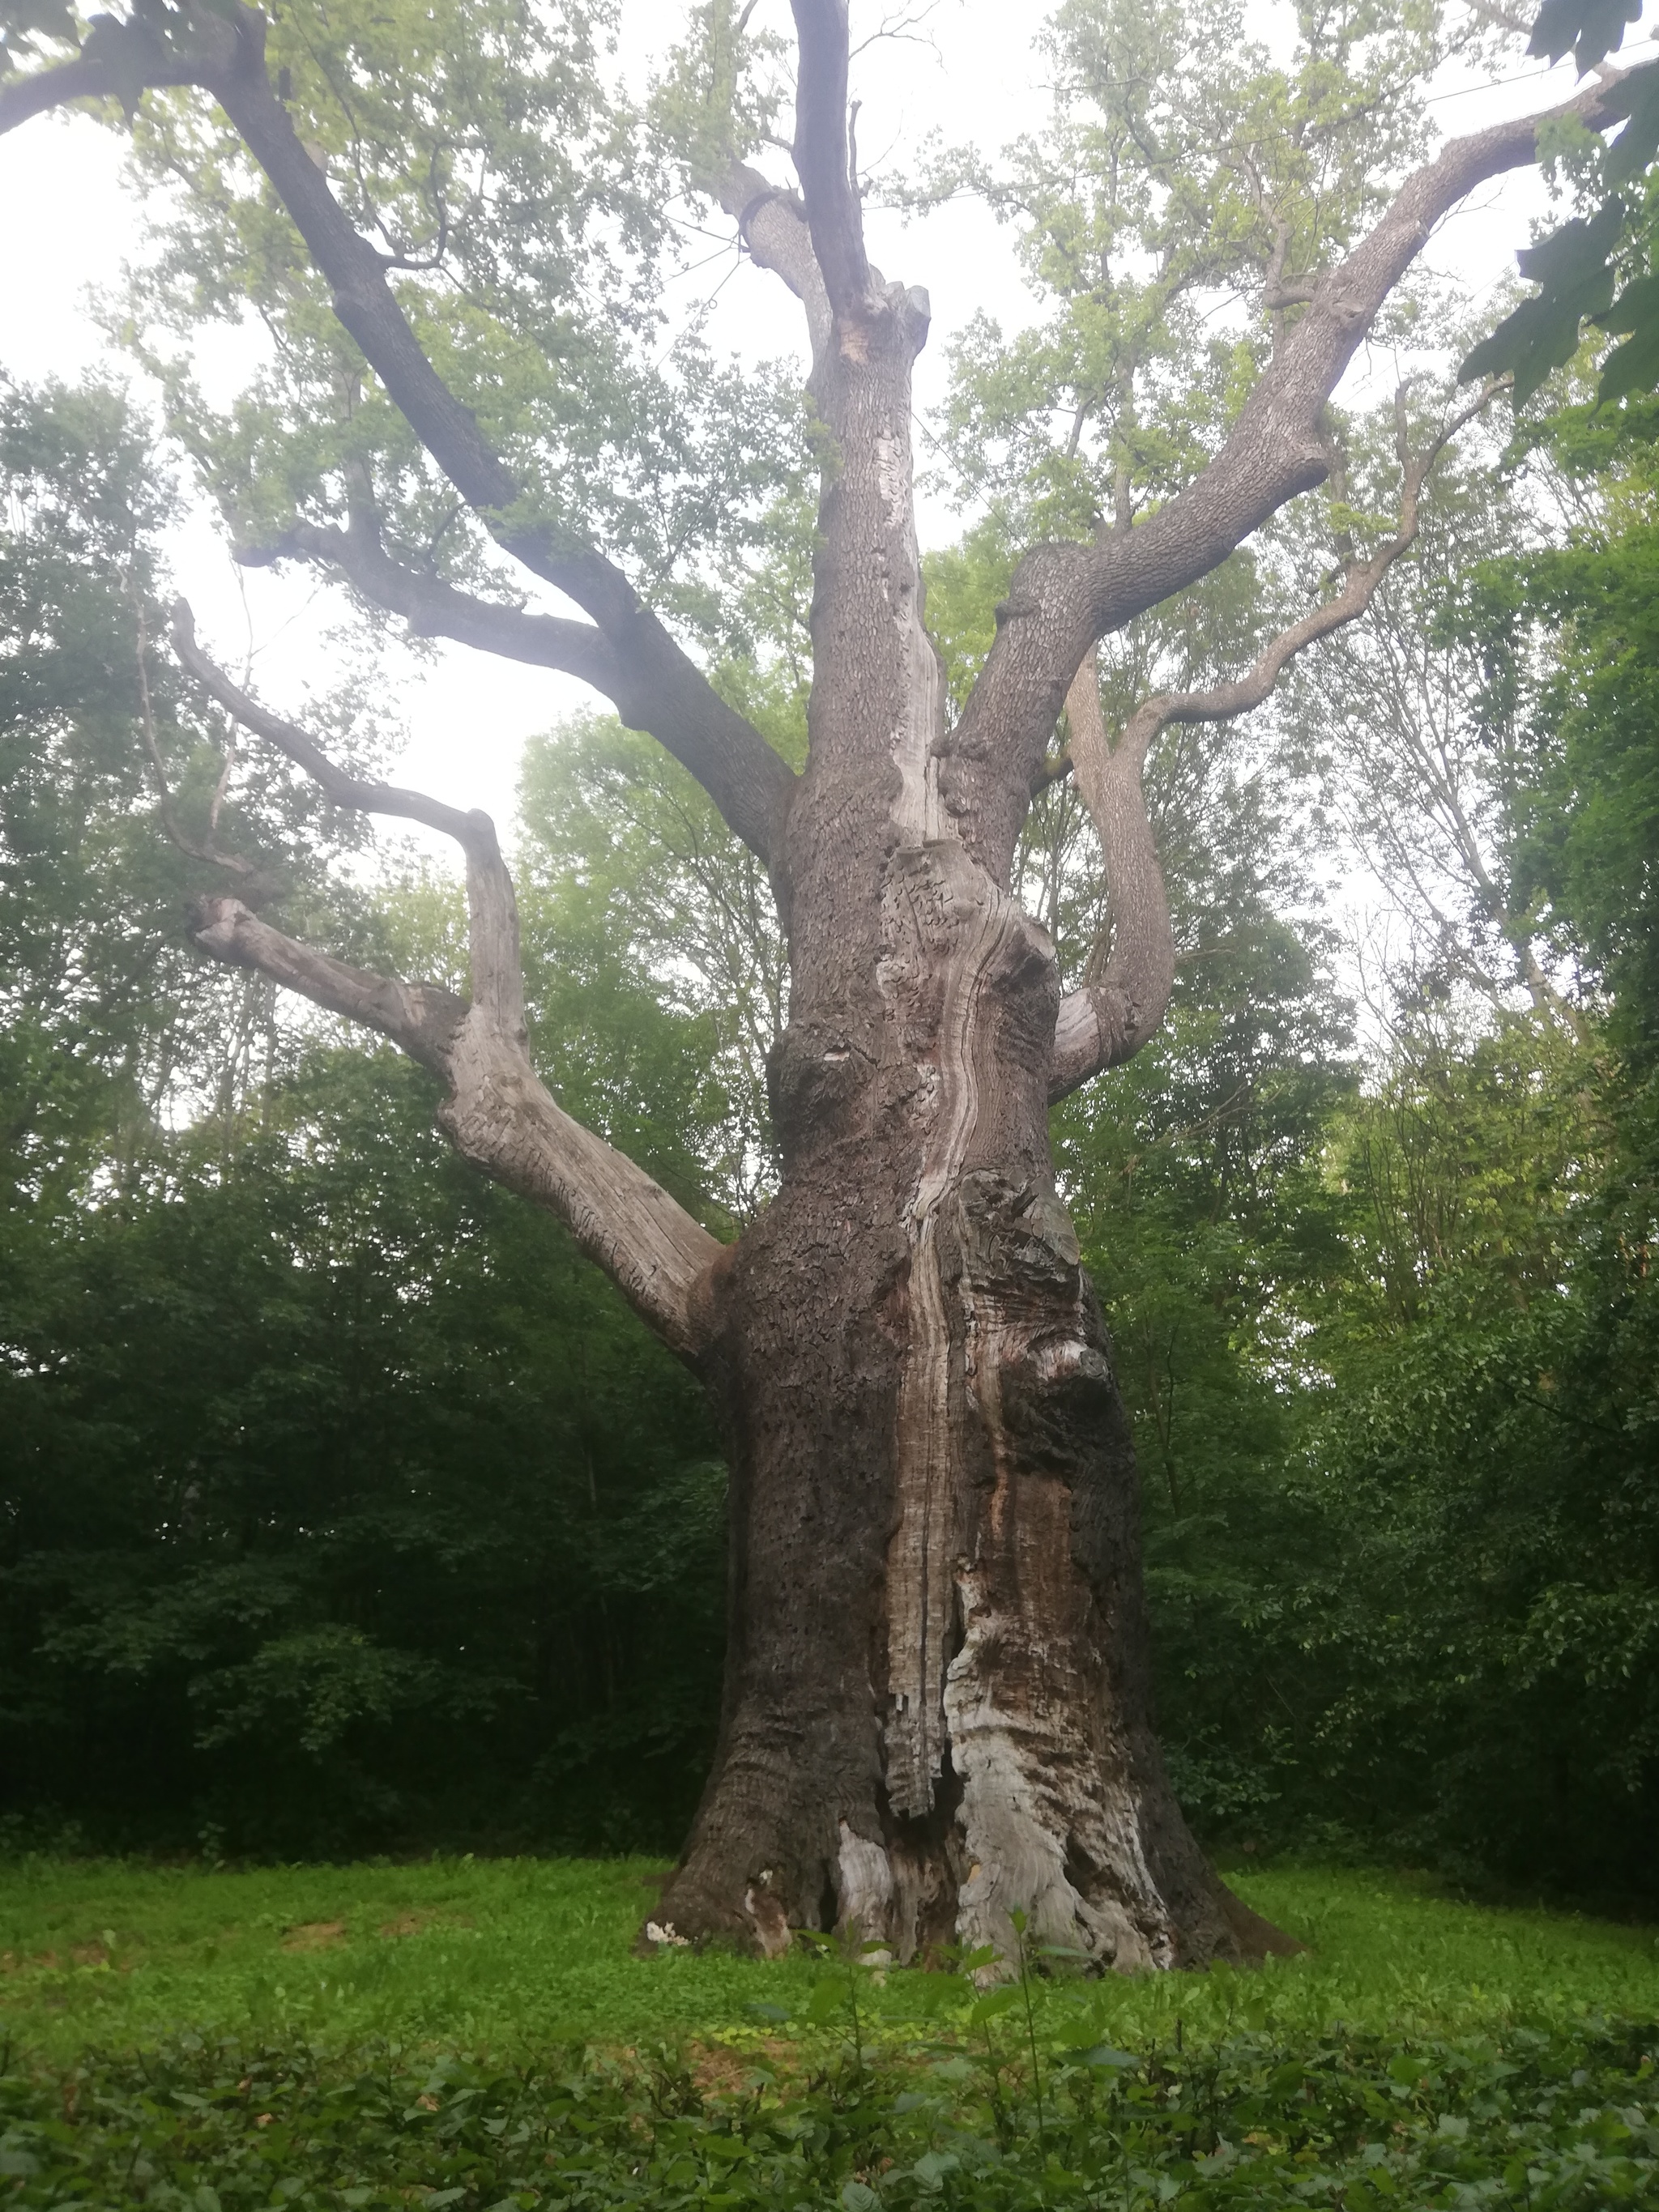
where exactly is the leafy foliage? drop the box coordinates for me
[0,1047,726,1858]
[931,0,1455,544]
[0,2009,1655,2209]
[1457,5,1659,406]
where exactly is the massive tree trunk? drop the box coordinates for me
[655,275,1277,1969]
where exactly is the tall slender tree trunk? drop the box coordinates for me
[655,284,1284,1970]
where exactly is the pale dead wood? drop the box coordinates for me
[1049,379,1508,1101]
[716,161,833,364]
[171,604,723,1354]
[127,584,275,901]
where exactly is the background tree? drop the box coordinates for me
[2,0,1651,1963]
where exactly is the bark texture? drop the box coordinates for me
[651,247,1277,1969]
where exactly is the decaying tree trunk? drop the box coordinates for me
[6,0,1647,1971]
[654,219,1266,1967]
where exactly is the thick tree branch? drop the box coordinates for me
[190,893,468,1069]
[0,32,215,132]
[175,599,493,850]
[716,160,832,363]
[1,4,795,872]
[252,515,624,689]
[207,10,795,867]
[949,58,1659,876]
[241,514,789,863]
[788,0,870,322]
[127,585,276,900]
[173,608,723,1355]
[1048,380,1506,1102]
[1048,651,1175,1101]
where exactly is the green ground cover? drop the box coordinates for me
[1,1859,1657,2206]
[2,1857,1657,2059]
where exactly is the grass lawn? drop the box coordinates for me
[1,1857,1657,2206]
[2,1855,1657,2060]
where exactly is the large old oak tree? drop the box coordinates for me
[2,0,1647,1966]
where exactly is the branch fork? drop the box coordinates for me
[1049,377,1509,1102]
[170,603,722,1356]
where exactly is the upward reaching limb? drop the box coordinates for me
[0,5,797,872]
[787,0,869,321]
[170,603,722,1357]
[715,163,832,364]
[945,60,1659,886]
[1049,379,1508,1100]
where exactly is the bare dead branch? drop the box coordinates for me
[173,595,526,1031]
[173,611,723,1353]
[173,599,486,850]
[1048,650,1176,1101]
[1048,378,1508,1101]
[947,59,1659,878]
[717,162,834,363]
[190,892,467,1068]
[126,582,275,898]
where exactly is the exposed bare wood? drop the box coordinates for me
[173,612,723,1355]
[190,893,467,1068]
[126,586,275,900]
[1049,380,1508,1101]
[1047,650,1177,1101]
[174,599,493,854]
[716,161,833,364]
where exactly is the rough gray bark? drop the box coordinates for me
[4,3,1644,1970]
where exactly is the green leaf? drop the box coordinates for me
[1460,207,1622,403]
[1516,204,1623,290]
[967,1985,1022,2027]
[1529,0,1640,71]
[1605,72,1659,184]
[1595,318,1659,399]
[1593,263,1659,397]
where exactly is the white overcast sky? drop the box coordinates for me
[0,0,1629,842]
